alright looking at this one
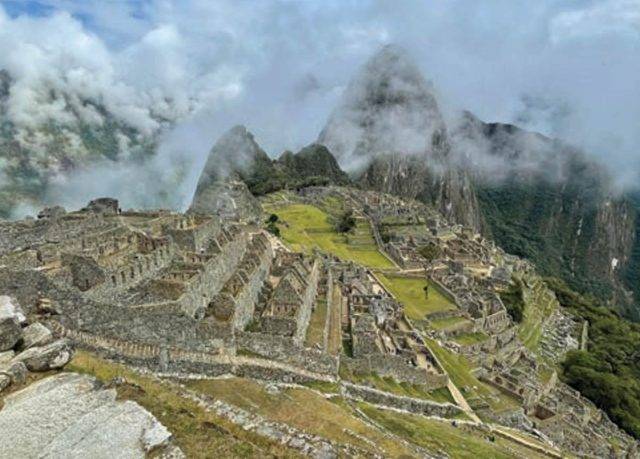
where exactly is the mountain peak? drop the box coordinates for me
[319,44,445,168]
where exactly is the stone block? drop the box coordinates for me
[21,322,54,350]
[0,317,22,352]
[14,339,73,372]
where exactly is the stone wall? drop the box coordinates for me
[236,331,338,375]
[341,355,448,390]
[292,258,321,346]
[179,230,248,318]
[164,217,221,252]
[50,321,335,385]
[231,238,273,330]
[260,316,296,336]
[341,382,462,418]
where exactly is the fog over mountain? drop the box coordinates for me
[0,0,638,216]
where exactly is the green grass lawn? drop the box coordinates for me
[338,365,455,405]
[423,337,520,414]
[304,299,327,348]
[358,403,548,459]
[264,203,394,269]
[430,315,473,331]
[376,274,457,319]
[518,278,558,352]
[453,332,490,346]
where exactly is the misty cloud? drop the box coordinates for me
[0,0,638,215]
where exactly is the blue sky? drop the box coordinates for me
[0,0,639,190]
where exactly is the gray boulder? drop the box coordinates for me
[0,317,22,352]
[14,339,73,372]
[0,295,27,324]
[0,361,27,385]
[0,350,14,365]
[0,374,10,393]
[0,373,179,457]
[21,322,53,350]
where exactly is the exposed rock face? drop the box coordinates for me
[0,317,21,351]
[14,339,73,371]
[21,322,53,350]
[189,126,263,221]
[0,373,178,458]
[455,113,638,315]
[0,295,27,325]
[0,361,27,387]
[319,45,483,230]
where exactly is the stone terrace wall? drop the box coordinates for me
[164,217,221,252]
[179,230,248,318]
[342,355,448,390]
[293,258,321,346]
[50,321,335,384]
[232,237,273,330]
[236,331,339,375]
[341,382,463,418]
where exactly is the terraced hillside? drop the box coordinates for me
[0,188,636,458]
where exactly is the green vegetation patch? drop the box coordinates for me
[453,332,490,346]
[517,277,558,353]
[424,338,520,413]
[377,274,456,319]
[262,203,394,269]
[304,299,328,348]
[429,315,473,332]
[339,365,455,404]
[186,377,414,456]
[358,403,548,458]
[547,277,640,439]
[67,351,295,458]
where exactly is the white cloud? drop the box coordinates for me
[0,0,639,212]
[550,0,640,43]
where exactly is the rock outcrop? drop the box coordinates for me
[455,112,638,315]
[14,339,73,372]
[0,372,181,458]
[189,126,263,221]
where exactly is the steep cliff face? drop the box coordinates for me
[277,144,350,187]
[456,113,637,315]
[318,45,483,231]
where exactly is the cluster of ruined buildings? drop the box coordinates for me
[0,191,637,457]
[0,197,447,392]
[296,186,638,456]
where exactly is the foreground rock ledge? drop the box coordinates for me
[0,372,181,458]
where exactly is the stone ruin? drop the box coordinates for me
[0,188,637,458]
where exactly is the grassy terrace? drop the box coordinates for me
[424,337,520,414]
[376,273,457,320]
[430,315,473,332]
[339,364,455,405]
[304,298,327,348]
[358,404,549,459]
[186,377,416,457]
[453,332,490,347]
[264,202,394,269]
[518,278,558,353]
[67,351,297,458]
